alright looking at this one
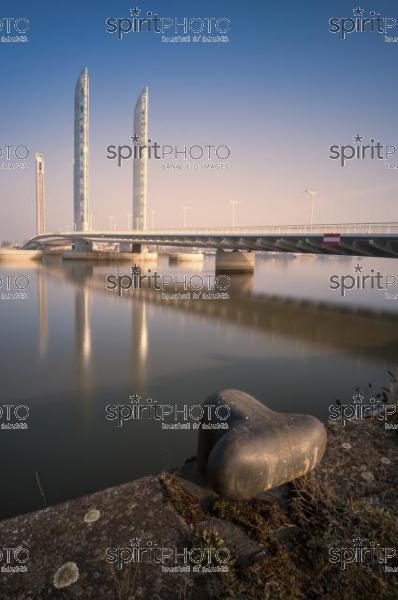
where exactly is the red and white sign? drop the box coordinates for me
[323,233,341,246]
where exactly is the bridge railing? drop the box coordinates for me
[81,223,398,235]
[23,222,398,247]
[134,223,398,235]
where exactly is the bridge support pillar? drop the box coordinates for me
[74,240,92,252]
[169,252,204,263]
[119,242,132,252]
[215,250,255,273]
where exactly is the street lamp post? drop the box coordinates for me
[230,200,240,228]
[182,206,191,228]
[150,210,156,229]
[305,190,318,228]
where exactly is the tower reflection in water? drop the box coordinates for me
[131,300,148,391]
[37,267,48,358]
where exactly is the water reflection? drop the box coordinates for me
[2,256,398,520]
[69,264,93,393]
[37,269,48,358]
[44,259,398,368]
[131,300,148,391]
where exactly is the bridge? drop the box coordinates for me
[23,222,398,258]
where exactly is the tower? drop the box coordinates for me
[74,67,89,232]
[133,87,148,230]
[35,153,45,235]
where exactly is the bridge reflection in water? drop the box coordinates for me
[39,260,398,368]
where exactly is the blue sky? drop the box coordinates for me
[1,0,398,240]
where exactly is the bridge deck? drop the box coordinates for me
[22,223,398,258]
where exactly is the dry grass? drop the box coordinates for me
[107,560,140,600]
[159,471,205,525]
[213,497,289,544]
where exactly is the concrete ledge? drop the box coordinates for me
[0,476,195,599]
[62,251,158,261]
[0,249,43,261]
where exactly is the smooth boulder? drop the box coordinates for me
[197,389,327,499]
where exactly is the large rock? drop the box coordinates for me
[197,389,327,499]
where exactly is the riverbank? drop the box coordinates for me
[1,408,398,599]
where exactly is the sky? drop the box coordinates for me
[1,0,398,241]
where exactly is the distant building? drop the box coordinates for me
[133,87,148,230]
[74,67,89,232]
[35,153,45,235]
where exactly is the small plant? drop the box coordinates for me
[159,472,205,525]
[191,527,227,567]
[107,559,139,600]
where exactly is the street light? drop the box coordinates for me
[230,200,240,228]
[305,190,318,228]
[109,215,115,231]
[127,212,132,230]
[182,206,191,228]
[150,210,156,229]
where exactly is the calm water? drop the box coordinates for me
[1,253,398,520]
